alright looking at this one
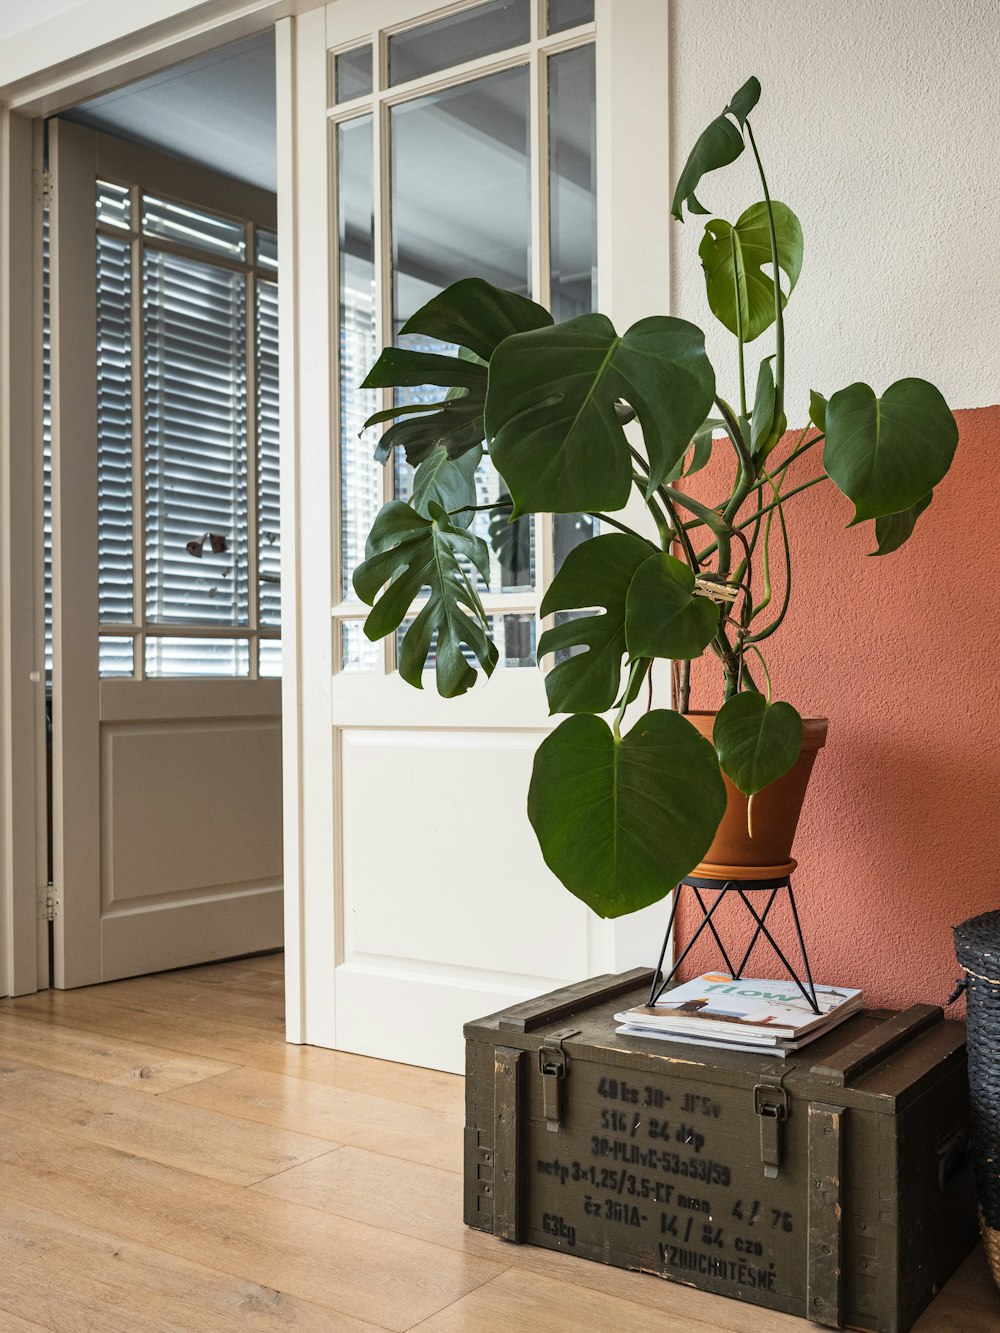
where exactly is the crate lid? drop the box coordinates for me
[465,970,965,1113]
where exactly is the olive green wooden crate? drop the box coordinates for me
[464,969,977,1332]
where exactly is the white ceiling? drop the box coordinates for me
[67,31,277,193]
[0,0,93,43]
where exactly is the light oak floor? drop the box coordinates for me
[0,955,995,1332]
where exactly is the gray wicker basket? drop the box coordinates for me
[954,909,1000,1290]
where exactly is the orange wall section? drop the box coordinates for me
[678,406,1000,1013]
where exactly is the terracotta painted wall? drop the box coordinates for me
[678,407,1000,1012]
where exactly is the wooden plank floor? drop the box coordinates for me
[0,956,995,1332]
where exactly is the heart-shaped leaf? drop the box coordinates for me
[671,77,761,221]
[713,692,803,797]
[487,313,716,515]
[527,711,728,917]
[361,280,552,465]
[750,357,777,454]
[537,533,657,715]
[824,379,958,523]
[410,444,483,528]
[809,389,827,434]
[625,553,721,661]
[687,418,722,477]
[699,202,803,343]
[870,490,933,557]
[352,500,497,697]
[664,417,722,483]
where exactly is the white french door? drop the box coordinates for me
[305,0,671,1072]
[48,121,284,986]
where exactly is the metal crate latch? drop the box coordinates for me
[754,1078,789,1179]
[538,1030,579,1132]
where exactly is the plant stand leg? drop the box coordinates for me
[649,886,732,1007]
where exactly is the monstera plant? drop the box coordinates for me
[352,77,958,920]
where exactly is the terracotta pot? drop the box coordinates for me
[685,710,828,880]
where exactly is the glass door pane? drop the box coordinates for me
[549,41,598,570]
[337,115,380,602]
[143,249,250,626]
[390,65,534,593]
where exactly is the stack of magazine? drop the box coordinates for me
[615,972,863,1057]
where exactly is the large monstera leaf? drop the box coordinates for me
[699,201,803,343]
[409,444,482,528]
[536,533,657,715]
[397,278,552,363]
[624,553,721,661]
[362,353,486,467]
[823,379,957,524]
[352,500,497,698]
[361,279,552,467]
[528,711,728,917]
[671,76,761,221]
[487,314,716,515]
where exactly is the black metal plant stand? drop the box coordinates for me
[648,872,820,1014]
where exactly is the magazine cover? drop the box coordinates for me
[619,972,862,1039]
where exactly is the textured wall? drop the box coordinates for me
[667,2,1000,1009]
[668,0,1000,412]
[679,408,999,1010]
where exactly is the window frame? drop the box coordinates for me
[92,172,281,680]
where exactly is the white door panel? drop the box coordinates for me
[49,119,283,987]
[312,0,670,1074]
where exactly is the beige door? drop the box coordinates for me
[48,120,283,987]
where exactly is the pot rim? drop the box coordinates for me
[682,709,829,751]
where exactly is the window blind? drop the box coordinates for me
[96,234,134,626]
[83,183,280,679]
[256,276,280,628]
[42,210,53,678]
[143,246,250,629]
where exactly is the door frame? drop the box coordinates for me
[0,1,324,1037]
[0,106,45,998]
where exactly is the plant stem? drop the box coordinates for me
[671,658,691,714]
[658,488,701,569]
[731,230,748,418]
[746,643,773,702]
[736,474,825,529]
[715,396,754,481]
[587,510,646,540]
[747,477,793,643]
[449,500,512,515]
[693,473,825,564]
[631,472,675,551]
[628,447,700,567]
[745,119,785,432]
[612,658,646,740]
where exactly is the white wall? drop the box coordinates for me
[668,0,1000,413]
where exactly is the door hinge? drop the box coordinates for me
[38,882,60,922]
[35,169,53,209]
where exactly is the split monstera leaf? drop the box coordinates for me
[351,78,959,919]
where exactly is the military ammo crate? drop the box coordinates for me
[464,969,977,1332]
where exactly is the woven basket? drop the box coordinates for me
[954,909,1000,1292]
